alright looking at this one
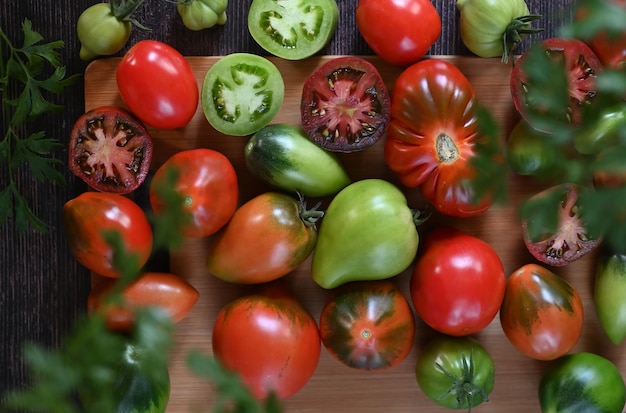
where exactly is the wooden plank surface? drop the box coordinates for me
[84,55,620,412]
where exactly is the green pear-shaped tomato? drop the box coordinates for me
[594,250,626,345]
[311,179,421,289]
[77,3,131,61]
[177,0,228,31]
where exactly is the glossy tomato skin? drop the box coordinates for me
[319,280,415,371]
[356,0,441,66]
[117,40,198,129]
[149,148,238,238]
[415,335,495,411]
[206,192,320,284]
[500,264,584,361]
[63,192,153,278]
[384,59,497,217]
[212,283,321,399]
[539,352,626,413]
[311,179,420,289]
[410,227,505,336]
[88,272,200,332]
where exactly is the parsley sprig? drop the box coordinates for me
[0,19,79,232]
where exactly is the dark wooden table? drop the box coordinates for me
[1,0,572,402]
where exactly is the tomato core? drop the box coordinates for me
[436,133,459,164]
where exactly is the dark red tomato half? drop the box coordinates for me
[300,56,390,153]
[63,192,153,278]
[68,106,153,194]
[149,148,238,238]
[212,282,321,400]
[116,40,198,130]
[410,226,506,336]
[500,264,584,361]
[574,0,626,69]
[384,58,498,218]
[511,37,603,132]
[319,280,415,371]
[88,272,199,332]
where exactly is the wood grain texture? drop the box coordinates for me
[0,0,582,408]
[80,55,624,412]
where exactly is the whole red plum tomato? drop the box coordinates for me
[88,272,199,332]
[319,280,415,371]
[212,282,321,400]
[355,0,441,66]
[410,226,505,336]
[116,40,198,129]
[500,264,584,361]
[149,148,238,238]
[63,192,153,278]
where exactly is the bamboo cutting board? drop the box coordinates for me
[84,56,623,413]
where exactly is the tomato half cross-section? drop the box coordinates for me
[384,58,499,217]
[319,280,415,371]
[410,226,506,336]
[68,106,153,194]
[212,283,321,400]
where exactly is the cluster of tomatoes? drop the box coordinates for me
[62,0,626,411]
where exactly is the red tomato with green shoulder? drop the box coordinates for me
[500,264,584,360]
[206,192,322,284]
[212,283,321,399]
[319,280,415,371]
[384,58,500,217]
[410,226,506,336]
[116,40,198,129]
[356,0,441,66]
[63,192,153,278]
[149,148,238,238]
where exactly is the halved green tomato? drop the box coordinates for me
[201,53,285,136]
[247,0,339,60]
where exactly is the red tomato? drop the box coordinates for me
[206,192,320,284]
[410,227,506,336]
[575,0,626,69]
[63,192,153,278]
[149,148,238,238]
[319,280,415,371]
[355,0,441,66]
[500,264,584,361]
[384,59,499,217]
[212,283,321,399]
[88,272,199,331]
[116,40,198,129]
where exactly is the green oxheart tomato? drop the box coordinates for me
[539,352,626,413]
[77,3,131,61]
[594,250,626,345]
[415,335,495,411]
[177,0,227,31]
[311,179,421,289]
[245,124,351,198]
[247,0,339,60]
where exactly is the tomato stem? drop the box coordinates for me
[503,14,543,65]
[296,192,325,227]
[110,0,151,31]
[435,349,489,413]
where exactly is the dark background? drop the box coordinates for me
[1,0,572,397]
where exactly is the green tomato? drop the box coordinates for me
[77,3,132,61]
[201,53,285,137]
[456,0,540,62]
[311,179,420,289]
[244,124,351,198]
[415,335,495,411]
[247,0,339,60]
[594,251,626,345]
[177,0,228,31]
[573,103,626,155]
[539,352,626,413]
[506,119,556,176]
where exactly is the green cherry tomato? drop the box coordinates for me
[311,179,420,289]
[77,3,131,61]
[594,250,626,345]
[415,335,495,412]
[539,352,626,413]
[247,0,339,60]
[456,0,541,62]
[201,53,285,136]
[177,0,227,31]
[245,124,351,198]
